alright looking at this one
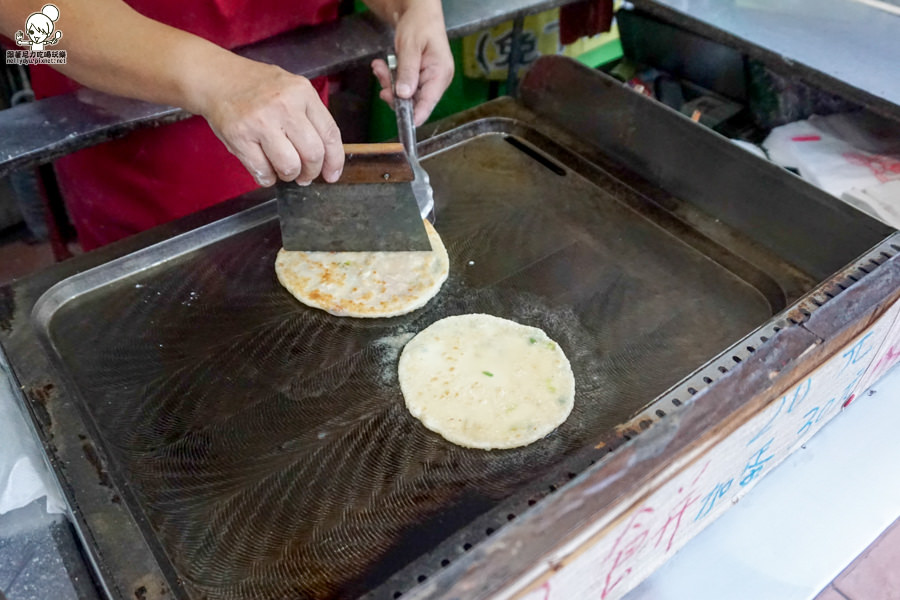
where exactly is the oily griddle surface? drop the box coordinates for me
[47,133,772,599]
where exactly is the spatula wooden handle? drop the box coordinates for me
[314,142,413,184]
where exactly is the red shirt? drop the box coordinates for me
[30,0,339,250]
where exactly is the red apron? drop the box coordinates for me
[30,0,339,250]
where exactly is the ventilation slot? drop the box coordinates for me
[505,136,567,176]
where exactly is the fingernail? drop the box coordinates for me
[327,170,341,183]
[257,176,274,187]
[397,83,411,98]
[297,180,311,187]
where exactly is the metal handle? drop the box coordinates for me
[387,53,418,162]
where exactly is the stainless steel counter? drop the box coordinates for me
[631,0,900,120]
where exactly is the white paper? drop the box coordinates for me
[0,366,65,515]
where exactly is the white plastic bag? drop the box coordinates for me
[762,113,900,227]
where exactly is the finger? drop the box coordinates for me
[305,101,344,183]
[379,87,394,108]
[259,131,303,182]
[395,37,423,99]
[371,59,395,107]
[411,64,450,125]
[413,77,442,127]
[282,117,326,185]
[233,141,278,187]
[371,58,391,92]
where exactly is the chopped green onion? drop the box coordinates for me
[529,337,537,344]
[483,371,494,377]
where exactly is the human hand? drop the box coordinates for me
[370,0,454,127]
[195,57,344,187]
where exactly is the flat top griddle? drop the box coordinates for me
[37,120,783,599]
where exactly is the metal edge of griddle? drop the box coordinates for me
[363,232,900,600]
[31,201,276,322]
[0,190,281,600]
[23,204,285,598]
[515,55,895,282]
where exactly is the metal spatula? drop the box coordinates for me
[277,142,431,252]
[388,53,435,224]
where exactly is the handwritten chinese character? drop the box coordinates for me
[654,462,708,552]
[695,479,733,521]
[797,398,837,436]
[747,377,812,447]
[601,507,654,598]
[740,438,774,487]
[841,331,874,373]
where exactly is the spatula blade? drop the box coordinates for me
[277,182,432,252]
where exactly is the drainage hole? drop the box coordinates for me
[441,559,450,567]
[732,355,742,363]
[746,346,756,353]
[759,336,768,342]
[567,472,577,479]
[418,575,428,583]
[672,398,682,406]
[463,543,472,551]
[528,499,537,506]
[718,366,729,373]
[848,274,859,282]
[486,527,495,536]
[870,259,882,268]
[507,513,517,521]
[622,434,632,441]
[882,251,893,260]
[891,243,900,252]
[825,292,834,299]
[655,409,666,418]
[687,387,698,395]
[702,376,713,384]
[393,592,403,599]
[859,266,870,274]
[773,326,782,332]
[549,485,557,493]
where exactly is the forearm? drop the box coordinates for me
[0,0,245,114]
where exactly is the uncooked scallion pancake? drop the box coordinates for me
[398,314,575,450]
[275,220,449,318]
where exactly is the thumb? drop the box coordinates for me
[395,39,422,99]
